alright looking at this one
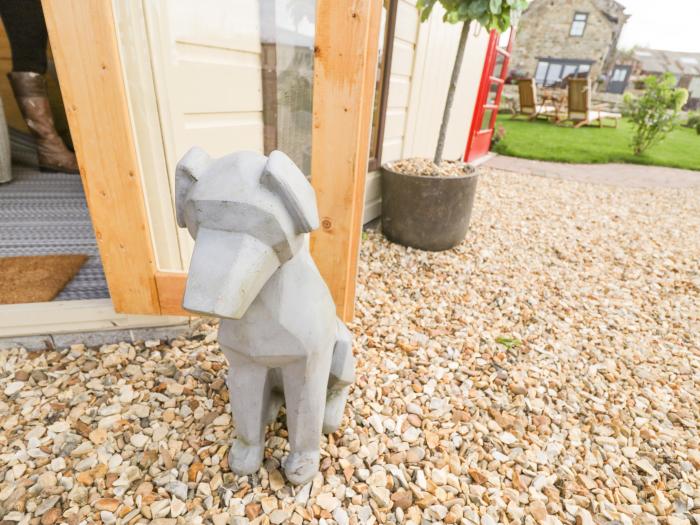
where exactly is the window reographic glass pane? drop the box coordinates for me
[545,63,562,85]
[535,60,592,86]
[562,64,577,80]
[612,68,627,81]
[486,82,499,105]
[260,0,316,176]
[493,52,506,79]
[570,12,587,36]
[497,27,512,49]
[480,109,494,130]
[535,61,549,83]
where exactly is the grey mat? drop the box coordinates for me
[0,162,110,301]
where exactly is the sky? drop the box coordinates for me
[616,0,700,53]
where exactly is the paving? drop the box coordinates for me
[485,155,700,189]
[0,168,698,525]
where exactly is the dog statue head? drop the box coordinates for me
[175,148,319,319]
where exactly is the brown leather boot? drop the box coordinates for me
[8,71,79,174]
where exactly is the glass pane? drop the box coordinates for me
[486,82,500,105]
[368,1,390,162]
[260,0,316,175]
[578,64,590,73]
[562,64,577,80]
[535,61,548,84]
[545,63,562,86]
[493,52,506,79]
[498,27,511,49]
[612,68,627,81]
[570,20,585,36]
[480,109,494,130]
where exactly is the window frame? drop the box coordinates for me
[569,12,588,37]
[367,0,398,172]
[534,58,594,87]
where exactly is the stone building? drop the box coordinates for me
[632,48,700,108]
[509,0,629,86]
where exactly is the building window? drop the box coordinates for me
[368,0,398,171]
[534,59,592,87]
[569,12,588,36]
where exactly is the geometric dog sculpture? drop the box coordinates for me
[175,148,355,485]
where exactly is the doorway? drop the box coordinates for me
[464,27,515,163]
[607,64,631,94]
[0,10,109,305]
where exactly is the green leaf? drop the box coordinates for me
[418,0,525,30]
[416,0,437,22]
[496,336,522,349]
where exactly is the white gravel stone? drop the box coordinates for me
[316,493,340,512]
[0,170,697,524]
[130,433,149,448]
[4,382,24,396]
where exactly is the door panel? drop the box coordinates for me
[464,28,515,162]
[607,65,631,94]
[144,0,264,160]
[143,0,265,268]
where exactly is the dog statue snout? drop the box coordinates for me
[176,148,355,485]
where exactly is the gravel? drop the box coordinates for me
[385,157,475,178]
[1,168,699,525]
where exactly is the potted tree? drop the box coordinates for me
[381,0,526,251]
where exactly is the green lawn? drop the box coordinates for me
[492,115,700,171]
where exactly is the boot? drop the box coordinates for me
[8,71,79,174]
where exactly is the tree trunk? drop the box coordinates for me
[433,20,471,166]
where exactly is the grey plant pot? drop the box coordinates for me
[380,164,479,251]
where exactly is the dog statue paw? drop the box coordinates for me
[176,148,355,486]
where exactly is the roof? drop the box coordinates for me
[634,48,700,76]
[524,0,629,25]
[594,0,630,23]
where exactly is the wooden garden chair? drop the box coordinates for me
[514,78,558,121]
[567,77,621,128]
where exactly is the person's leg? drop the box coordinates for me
[0,0,48,73]
[0,0,78,173]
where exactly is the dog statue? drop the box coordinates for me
[175,147,355,485]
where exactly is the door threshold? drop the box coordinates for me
[0,298,191,350]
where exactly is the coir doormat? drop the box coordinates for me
[0,254,88,304]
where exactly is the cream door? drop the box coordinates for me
[142,0,265,267]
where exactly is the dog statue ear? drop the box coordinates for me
[261,150,320,233]
[176,147,211,228]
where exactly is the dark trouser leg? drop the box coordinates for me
[0,0,78,174]
[0,0,48,74]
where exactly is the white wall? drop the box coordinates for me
[364,0,421,222]
[403,12,490,160]
[364,3,491,222]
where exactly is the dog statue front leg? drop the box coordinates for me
[281,351,332,485]
[223,348,271,476]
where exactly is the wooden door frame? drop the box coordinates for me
[42,0,161,315]
[42,0,381,322]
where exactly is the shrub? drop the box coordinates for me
[491,124,506,146]
[623,73,689,155]
[686,112,700,135]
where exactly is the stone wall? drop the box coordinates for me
[510,0,623,81]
